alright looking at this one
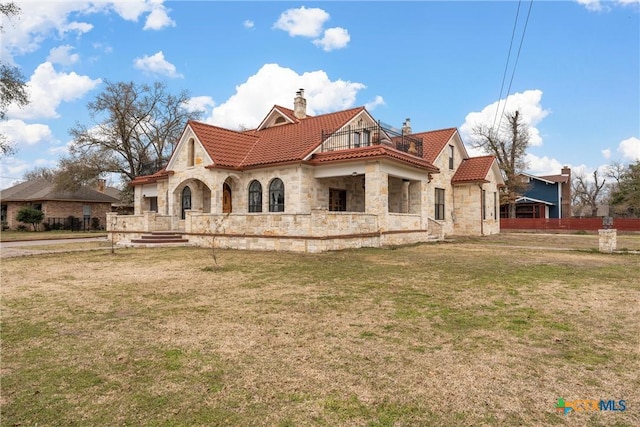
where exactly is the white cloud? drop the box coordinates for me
[576,0,606,12]
[576,0,639,11]
[364,96,385,111]
[206,63,366,130]
[133,51,183,78]
[524,153,565,176]
[0,120,53,146]
[0,156,59,189]
[459,89,550,147]
[46,45,79,66]
[1,1,174,63]
[184,96,216,115]
[617,137,640,161]
[602,148,611,159]
[143,3,176,30]
[273,6,329,37]
[244,20,255,29]
[313,27,350,52]
[6,62,101,120]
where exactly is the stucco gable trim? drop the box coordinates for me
[256,106,297,131]
[165,124,214,171]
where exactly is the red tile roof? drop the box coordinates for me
[451,155,497,184]
[238,106,365,168]
[410,128,457,164]
[308,145,439,172]
[132,107,455,181]
[188,121,258,168]
[130,168,172,186]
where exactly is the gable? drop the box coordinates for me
[256,106,298,130]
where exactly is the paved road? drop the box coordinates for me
[0,237,110,259]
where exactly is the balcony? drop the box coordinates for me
[321,121,423,158]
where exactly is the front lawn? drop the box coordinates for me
[1,239,638,425]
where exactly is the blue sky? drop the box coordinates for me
[1,0,638,189]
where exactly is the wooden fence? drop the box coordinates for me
[500,218,640,232]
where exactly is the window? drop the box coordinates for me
[448,145,454,170]
[354,132,361,148]
[149,197,158,212]
[187,139,195,167]
[329,189,347,211]
[482,190,486,220]
[362,130,370,146]
[494,192,497,220]
[269,178,285,212]
[32,203,42,211]
[248,180,262,212]
[435,188,445,220]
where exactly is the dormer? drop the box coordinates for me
[256,106,296,131]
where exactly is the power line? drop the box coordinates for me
[492,0,522,133]
[493,0,535,135]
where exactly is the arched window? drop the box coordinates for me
[187,139,195,167]
[248,180,262,212]
[269,178,284,212]
[181,186,192,220]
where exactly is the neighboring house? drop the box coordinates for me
[1,179,119,230]
[110,90,504,252]
[500,167,571,218]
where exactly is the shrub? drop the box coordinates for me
[16,207,44,231]
[91,217,101,231]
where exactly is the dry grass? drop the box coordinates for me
[0,231,107,242]
[1,236,639,426]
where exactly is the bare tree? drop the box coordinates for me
[69,80,202,183]
[573,169,607,217]
[471,110,530,218]
[1,2,30,156]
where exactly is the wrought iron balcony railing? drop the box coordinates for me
[321,121,423,158]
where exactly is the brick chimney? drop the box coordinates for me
[561,166,571,218]
[95,178,106,193]
[402,118,412,134]
[294,88,306,119]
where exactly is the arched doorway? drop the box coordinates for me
[181,186,192,219]
[223,183,232,213]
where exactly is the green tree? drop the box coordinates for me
[471,110,531,218]
[0,2,30,156]
[610,161,640,217]
[16,206,44,231]
[68,80,202,184]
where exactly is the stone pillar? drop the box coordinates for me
[365,162,388,231]
[402,180,410,213]
[598,229,617,253]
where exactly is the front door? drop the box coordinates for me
[223,183,232,213]
[181,186,191,219]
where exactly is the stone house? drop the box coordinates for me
[110,90,504,252]
[1,179,119,230]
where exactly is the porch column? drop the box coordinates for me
[402,180,410,213]
[365,162,388,231]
